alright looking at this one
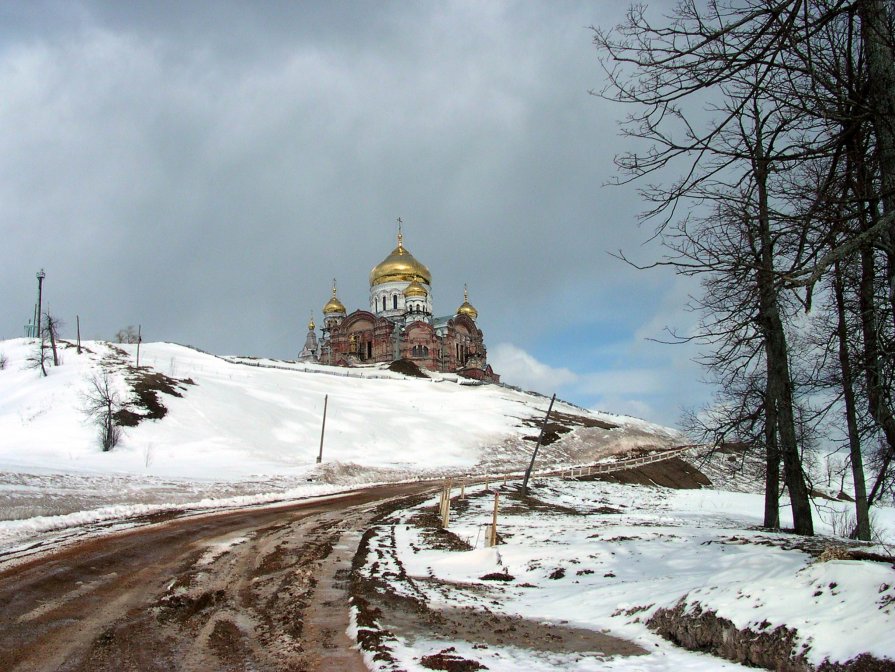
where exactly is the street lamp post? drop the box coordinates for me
[35,269,46,339]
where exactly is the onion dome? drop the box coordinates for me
[370,224,431,287]
[322,280,346,315]
[456,285,478,320]
[403,280,428,298]
[308,313,316,331]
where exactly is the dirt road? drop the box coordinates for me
[0,482,433,672]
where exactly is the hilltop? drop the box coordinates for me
[0,338,679,524]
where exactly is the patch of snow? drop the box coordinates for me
[358,479,895,671]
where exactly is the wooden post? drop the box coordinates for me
[460,481,466,499]
[441,479,452,527]
[317,394,328,464]
[489,491,499,546]
[522,393,556,496]
[76,315,81,354]
[136,324,142,367]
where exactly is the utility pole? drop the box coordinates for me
[317,394,328,463]
[136,324,142,367]
[76,315,81,354]
[521,393,556,496]
[35,269,46,340]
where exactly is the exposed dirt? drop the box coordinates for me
[0,482,434,672]
[388,358,429,378]
[649,602,895,671]
[421,647,488,670]
[579,456,712,489]
[115,368,196,426]
[349,492,649,670]
[519,409,618,447]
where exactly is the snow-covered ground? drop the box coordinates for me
[1,337,893,668]
[355,479,895,671]
[0,338,677,545]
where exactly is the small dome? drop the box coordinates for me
[308,315,316,331]
[403,280,428,298]
[456,285,478,320]
[370,227,431,287]
[323,281,346,315]
[323,296,346,315]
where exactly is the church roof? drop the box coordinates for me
[403,280,428,298]
[456,286,478,320]
[323,281,346,315]
[369,227,431,288]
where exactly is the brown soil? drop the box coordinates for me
[388,358,429,378]
[581,456,712,489]
[0,481,435,672]
[349,497,649,670]
[649,602,895,671]
[422,647,488,670]
[519,409,618,447]
[115,368,196,426]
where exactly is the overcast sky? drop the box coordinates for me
[0,0,709,426]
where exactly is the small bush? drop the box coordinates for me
[0,352,7,370]
[82,371,131,451]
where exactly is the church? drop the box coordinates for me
[298,223,499,383]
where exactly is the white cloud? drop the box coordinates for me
[490,343,578,392]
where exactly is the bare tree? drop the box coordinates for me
[82,371,130,451]
[26,337,50,377]
[592,1,891,534]
[115,326,140,344]
[42,311,63,367]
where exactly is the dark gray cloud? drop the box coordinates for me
[0,0,709,425]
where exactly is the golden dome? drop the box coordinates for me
[323,280,346,315]
[370,226,431,288]
[403,280,428,298]
[456,285,478,320]
[308,313,316,331]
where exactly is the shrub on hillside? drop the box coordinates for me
[82,371,132,451]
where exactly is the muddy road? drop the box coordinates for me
[0,482,433,672]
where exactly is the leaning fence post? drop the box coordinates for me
[441,479,452,528]
[489,490,500,547]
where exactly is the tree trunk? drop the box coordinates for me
[754,151,813,535]
[48,324,58,367]
[860,0,895,312]
[833,261,871,540]
[763,386,781,529]
[859,242,895,505]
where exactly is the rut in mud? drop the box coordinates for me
[0,483,431,672]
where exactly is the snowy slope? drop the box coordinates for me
[0,338,679,523]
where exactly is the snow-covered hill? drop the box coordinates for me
[0,338,679,524]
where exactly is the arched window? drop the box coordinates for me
[393,294,398,310]
[423,346,429,356]
[382,296,387,311]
